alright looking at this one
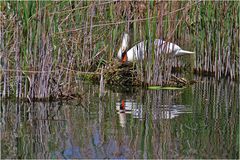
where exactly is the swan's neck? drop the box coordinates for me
[118,33,130,59]
[122,33,129,50]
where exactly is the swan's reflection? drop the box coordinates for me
[152,104,191,120]
[116,99,143,127]
[116,98,191,127]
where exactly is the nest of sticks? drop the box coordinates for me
[94,59,195,87]
[98,60,142,86]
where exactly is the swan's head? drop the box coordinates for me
[117,33,130,60]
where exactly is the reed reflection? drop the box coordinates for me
[1,79,239,159]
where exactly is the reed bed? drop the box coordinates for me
[0,1,239,99]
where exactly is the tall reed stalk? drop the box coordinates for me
[0,1,239,99]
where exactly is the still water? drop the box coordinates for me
[1,78,239,159]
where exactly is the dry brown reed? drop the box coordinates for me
[0,1,239,99]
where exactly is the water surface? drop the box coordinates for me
[1,78,239,159]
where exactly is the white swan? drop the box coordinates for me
[117,33,195,63]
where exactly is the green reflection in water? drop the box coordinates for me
[1,79,239,159]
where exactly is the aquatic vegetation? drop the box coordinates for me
[0,1,239,99]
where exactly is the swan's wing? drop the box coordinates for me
[154,39,181,55]
[127,41,145,61]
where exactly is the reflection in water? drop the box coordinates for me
[116,99,143,127]
[1,79,239,159]
[116,99,191,127]
[152,104,191,119]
